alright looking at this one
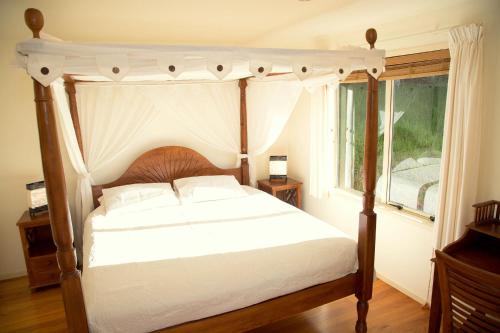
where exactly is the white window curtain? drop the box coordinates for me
[246,76,304,184]
[309,84,337,199]
[433,24,484,250]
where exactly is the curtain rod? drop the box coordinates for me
[378,26,451,43]
[374,23,482,45]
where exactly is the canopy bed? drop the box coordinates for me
[19,8,383,333]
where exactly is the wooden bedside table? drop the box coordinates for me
[257,178,302,209]
[17,211,60,289]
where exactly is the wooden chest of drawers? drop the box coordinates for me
[17,211,60,289]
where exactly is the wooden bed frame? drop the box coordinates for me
[24,8,379,333]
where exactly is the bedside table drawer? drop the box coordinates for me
[30,268,60,287]
[17,211,59,290]
[30,254,59,271]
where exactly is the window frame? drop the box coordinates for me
[337,49,450,220]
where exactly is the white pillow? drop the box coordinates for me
[173,175,247,203]
[101,183,179,216]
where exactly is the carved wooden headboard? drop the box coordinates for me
[91,146,244,207]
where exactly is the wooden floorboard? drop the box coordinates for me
[0,277,429,332]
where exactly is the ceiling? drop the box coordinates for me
[1,0,498,55]
[1,0,350,44]
[246,0,499,55]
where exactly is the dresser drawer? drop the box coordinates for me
[30,254,59,271]
[30,268,60,288]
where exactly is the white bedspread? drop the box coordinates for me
[82,186,358,333]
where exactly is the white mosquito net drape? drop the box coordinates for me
[53,82,162,260]
[52,78,315,258]
[247,75,304,184]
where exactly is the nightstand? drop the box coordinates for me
[257,178,302,209]
[17,211,60,289]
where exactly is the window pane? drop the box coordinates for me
[338,81,386,192]
[389,75,448,216]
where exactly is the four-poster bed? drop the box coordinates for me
[21,8,381,333]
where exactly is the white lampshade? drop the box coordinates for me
[26,180,48,216]
[269,155,287,182]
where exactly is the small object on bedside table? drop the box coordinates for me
[258,178,302,209]
[17,211,60,290]
[26,180,48,217]
[269,155,287,183]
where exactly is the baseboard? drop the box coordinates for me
[0,271,27,281]
[376,274,427,305]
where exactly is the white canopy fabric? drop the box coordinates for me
[247,75,304,184]
[16,38,385,86]
[53,81,163,261]
[52,77,308,259]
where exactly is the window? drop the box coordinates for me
[337,54,449,219]
[338,82,386,192]
[388,76,447,216]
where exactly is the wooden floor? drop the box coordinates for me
[0,277,429,332]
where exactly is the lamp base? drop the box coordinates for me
[29,205,48,218]
[269,175,287,184]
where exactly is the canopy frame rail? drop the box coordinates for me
[24,7,378,333]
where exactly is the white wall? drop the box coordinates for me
[0,49,44,279]
[477,4,500,202]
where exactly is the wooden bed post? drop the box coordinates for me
[24,8,89,333]
[64,76,84,158]
[355,28,379,333]
[239,78,250,185]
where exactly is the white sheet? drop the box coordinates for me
[82,186,358,333]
